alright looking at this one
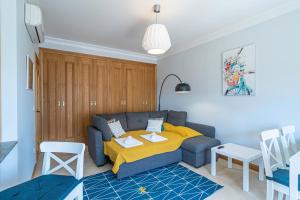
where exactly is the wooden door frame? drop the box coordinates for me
[34,52,42,160]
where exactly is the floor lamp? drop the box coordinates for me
[158,74,191,111]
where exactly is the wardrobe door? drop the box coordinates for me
[144,64,156,111]
[42,52,62,141]
[124,63,144,112]
[78,57,93,142]
[60,55,79,141]
[107,61,126,113]
[90,59,108,116]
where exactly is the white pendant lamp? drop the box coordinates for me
[142,4,171,55]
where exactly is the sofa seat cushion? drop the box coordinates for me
[104,130,199,174]
[167,110,187,126]
[267,168,300,191]
[0,175,80,200]
[181,136,221,153]
[126,112,149,130]
[181,136,220,167]
[98,113,128,131]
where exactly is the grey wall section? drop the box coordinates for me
[16,0,37,182]
[158,10,300,149]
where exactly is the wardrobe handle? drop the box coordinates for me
[145,100,148,105]
[90,101,93,106]
[58,101,61,107]
[94,101,97,106]
[62,101,65,107]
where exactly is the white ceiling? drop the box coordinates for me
[40,0,298,58]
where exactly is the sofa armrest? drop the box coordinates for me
[185,122,216,138]
[87,126,106,166]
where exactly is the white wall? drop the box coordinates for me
[16,0,37,182]
[1,0,18,142]
[0,0,37,187]
[158,10,300,149]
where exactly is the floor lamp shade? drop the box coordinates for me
[158,74,191,111]
[142,24,171,55]
[175,83,191,93]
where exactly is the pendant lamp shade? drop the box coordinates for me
[142,24,171,55]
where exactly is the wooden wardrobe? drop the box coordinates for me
[40,48,156,143]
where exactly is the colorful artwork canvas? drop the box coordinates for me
[223,44,256,96]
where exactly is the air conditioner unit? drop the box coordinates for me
[25,3,45,44]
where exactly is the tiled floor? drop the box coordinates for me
[34,150,266,200]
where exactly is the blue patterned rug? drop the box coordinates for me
[83,164,223,200]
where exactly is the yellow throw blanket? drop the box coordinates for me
[104,123,202,174]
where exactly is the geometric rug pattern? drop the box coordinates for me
[83,163,223,200]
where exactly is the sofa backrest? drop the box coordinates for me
[92,110,187,141]
[97,113,128,131]
[166,110,187,126]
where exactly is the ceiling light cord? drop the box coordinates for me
[154,4,160,24]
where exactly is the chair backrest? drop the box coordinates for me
[260,129,285,178]
[290,151,300,200]
[40,142,85,180]
[281,125,298,165]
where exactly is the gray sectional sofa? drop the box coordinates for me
[87,110,220,179]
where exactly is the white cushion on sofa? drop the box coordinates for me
[108,120,125,138]
[146,118,163,133]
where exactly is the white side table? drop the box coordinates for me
[211,143,264,192]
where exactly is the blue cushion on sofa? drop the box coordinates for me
[267,168,300,191]
[0,175,81,200]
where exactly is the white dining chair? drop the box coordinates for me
[260,129,287,200]
[40,141,85,199]
[281,125,298,166]
[289,151,300,200]
[0,141,85,199]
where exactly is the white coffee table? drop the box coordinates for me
[211,143,264,192]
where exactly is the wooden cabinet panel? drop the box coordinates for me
[107,61,125,113]
[78,58,93,142]
[124,64,144,112]
[61,55,78,141]
[144,64,156,111]
[90,59,108,115]
[42,52,61,141]
[41,49,156,143]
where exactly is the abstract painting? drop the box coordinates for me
[223,44,256,96]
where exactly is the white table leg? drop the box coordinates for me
[243,161,249,192]
[286,195,290,200]
[266,180,274,200]
[277,192,283,200]
[211,149,216,176]
[259,159,264,181]
[228,157,233,168]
